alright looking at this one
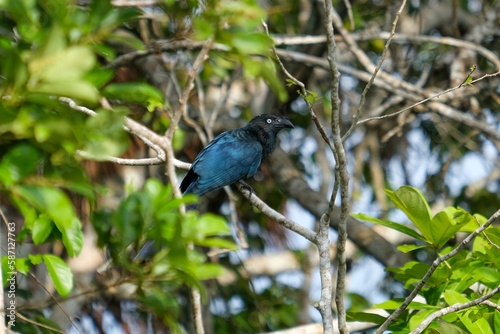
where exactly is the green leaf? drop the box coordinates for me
[346,311,386,324]
[347,293,371,312]
[32,214,54,244]
[0,143,41,187]
[384,186,433,242]
[460,213,487,233]
[386,261,431,288]
[15,186,83,257]
[2,257,31,285]
[448,259,482,293]
[374,299,439,310]
[184,213,231,240]
[465,75,473,86]
[351,213,426,241]
[430,322,469,334]
[196,237,237,250]
[430,208,471,249]
[232,32,273,55]
[193,17,214,40]
[27,44,98,101]
[195,263,225,280]
[397,244,431,253]
[240,57,288,102]
[494,309,500,334]
[34,315,62,334]
[102,82,164,109]
[484,228,500,248]
[409,309,436,331]
[42,254,73,297]
[15,258,31,275]
[444,291,494,334]
[29,254,43,265]
[472,267,500,284]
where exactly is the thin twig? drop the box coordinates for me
[375,208,500,334]
[273,49,500,142]
[15,312,65,334]
[60,97,168,161]
[272,33,500,70]
[358,70,500,125]
[27,272,83,334]
[481,300,500,311]
[75,150,165,166]
[474,215,500,250]
[223,187,249,249]
[342,0,355,31]
[342,0,407,141]
[163,37,213,334]
[409,284,500,334]
[262,20,336,155]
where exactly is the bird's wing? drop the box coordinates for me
[190,131,262,195]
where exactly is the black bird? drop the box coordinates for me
[180,114,294,197]
[134,115,292,260]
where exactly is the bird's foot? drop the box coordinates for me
[239,180,255,197]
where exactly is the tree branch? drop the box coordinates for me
[162,37,214,334]
[321,0,349,332]
[273,49,500,142]
[272,33,500,70]
[342,0,407,141]
[409,284,500,334]
[375,208,500,334]
[236,182,317,243]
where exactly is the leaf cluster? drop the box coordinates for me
[351,186,500,333]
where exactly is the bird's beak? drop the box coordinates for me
[279,117,294,129]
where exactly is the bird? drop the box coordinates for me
[180,114,294,197]
[134,115,292,261]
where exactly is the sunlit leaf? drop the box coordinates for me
[15,185,83,257]
[42,254,73,297]
[351,213,426,241]
[384,186,433,242]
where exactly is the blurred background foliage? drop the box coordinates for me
[0,0,499,333]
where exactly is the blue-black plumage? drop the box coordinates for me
[180,114,294,197]
[134,115,292,261]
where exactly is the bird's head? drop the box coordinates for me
[248,114,294,134]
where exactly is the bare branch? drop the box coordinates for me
[262,21,335,155]
[358,70,500,126]
[272,33,500,70]
[321,0,348,333]
[60,97,169,159]
[409,284,500,334]
[375,208,500,334]
[162,37,214,334]
[15,313,64,334]
[342,0,407,141]
[236,182,317,243]
[273,49,500,142]
[481,300,500,312]
[342,0,355,31]
[75,150,165,166]
[28,272,82,333]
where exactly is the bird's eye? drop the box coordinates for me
[267,119,272,124]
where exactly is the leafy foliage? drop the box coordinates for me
[91,179,235,329]
[352,186,500,332]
